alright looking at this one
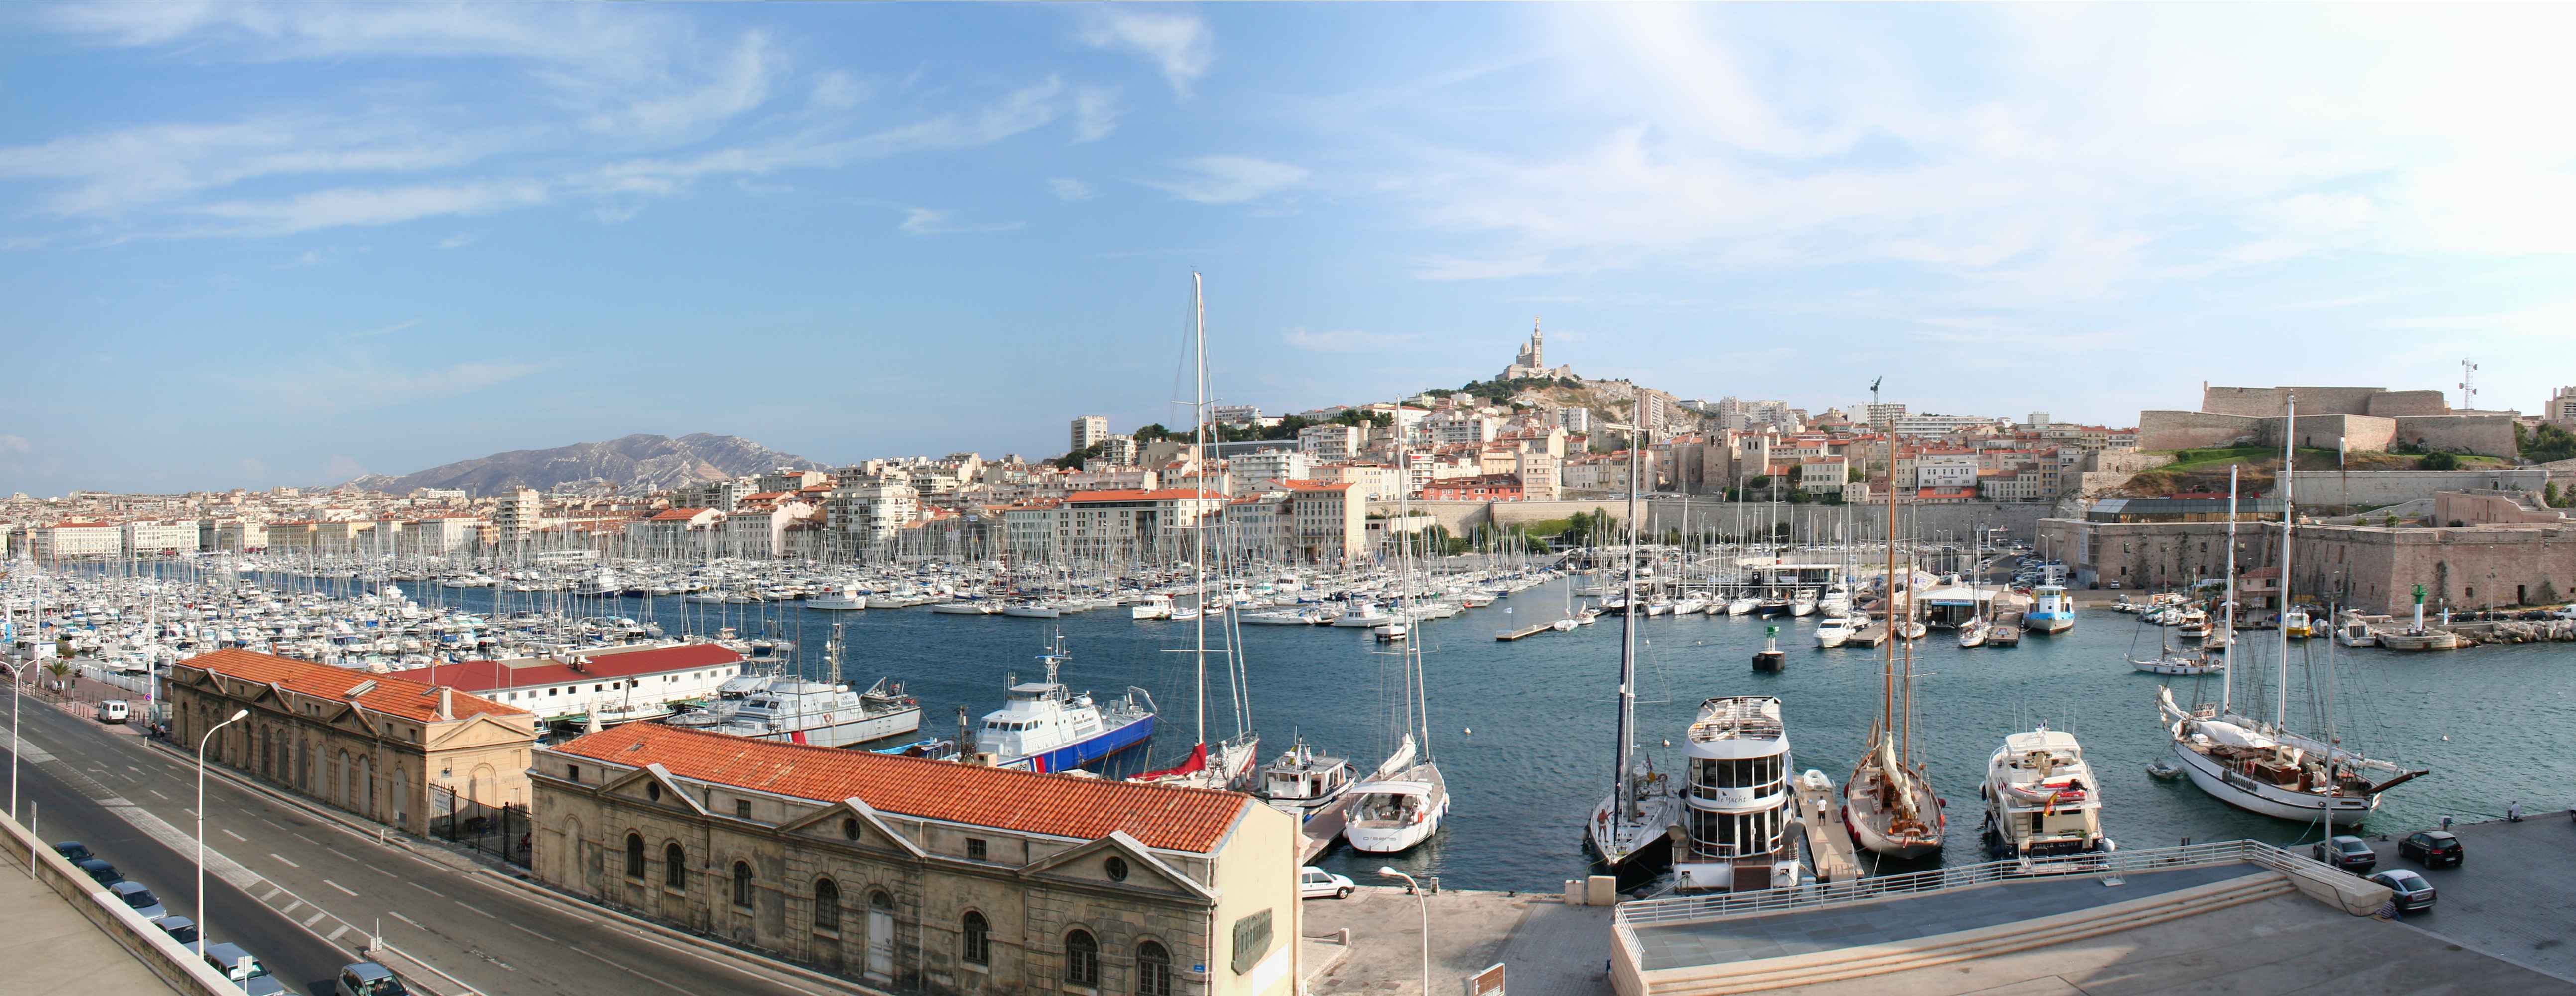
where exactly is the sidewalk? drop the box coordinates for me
[0,857,181,996]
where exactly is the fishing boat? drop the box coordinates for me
[1981,725,2112,859]
[972,633,1156,773]
[2156,417,2427,826]
[1670,695,1802,893]
[2024,581,2074,633]
[1589,431,1685,874]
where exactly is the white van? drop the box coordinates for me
[95,700,130,724]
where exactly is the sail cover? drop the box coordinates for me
[1140,742,1209,781]
[2191,719,2276,751]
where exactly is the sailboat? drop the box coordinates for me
[1137,272,1258,790]
[1345,437,1451,854]
[2157,397,2428,825]
[1588,402,1685,872]
[1846,401,1945,859]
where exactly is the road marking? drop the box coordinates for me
[283,900,306,916]
[570,947,693,995]
[409,882,446,898]
[457,902,495,919]
[220,828,246,842]
[293,832,320,845]
[125,765,141,774]
[259,886,283,901]
[325,879,358,897]
[508,923,548,940]
[328,925,351,943]
[301,910,328,928]
[386,910,423,929]
[258,817,284,830]
[270,853,300,868]
[369,866,397,878]
[328,847,358,862]
[147,789,169,800]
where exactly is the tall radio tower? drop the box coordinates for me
[2458,358,2479,411]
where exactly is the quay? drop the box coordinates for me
[1846,625,1890,648]
[1303,886,1614,995]
[1789,780,1861,883]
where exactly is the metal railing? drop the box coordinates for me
[1617,838,2310,929]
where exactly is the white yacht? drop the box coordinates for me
[1813,615,1857,648]
[1000,601,1062,618]
[1332,603,1396,628]
[1955,618,1989,648]
[666,674,921,748]
[1344,747,1448,854]
[1724,596,1758,616]
[1672,696,1803,893]
[931,600,1001,615]
[1982,726,2112,859]
[808,585,868,611]
[1129,593,1174,620]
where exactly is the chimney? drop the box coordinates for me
[436,686,455,721]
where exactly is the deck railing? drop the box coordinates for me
[1615,838,2312,929]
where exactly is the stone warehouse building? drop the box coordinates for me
[531,723,1299,996]
[163,649,538,834]
[2038,512,2576,615]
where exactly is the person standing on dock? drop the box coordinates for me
[2507,799,2522,822]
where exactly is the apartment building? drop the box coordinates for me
[33,522,121,559]
[121,519,202,556]
[1296,424,1360,464]
[828,481,922,561]
[495,487,543,545]
[1001,489,1226,564]
[1282,480,1366,562]
[1230,449,1309,490]
[1070,415,1111,455]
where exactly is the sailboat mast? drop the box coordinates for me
[1614,391,1643,827]
[1880,411,1896,744]
[1191,272,1209,750]
[2276,392,2297,732]
[2221,465,2238,713]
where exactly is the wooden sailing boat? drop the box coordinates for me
[1846,401,1945,858]
[1588,391,1684,872]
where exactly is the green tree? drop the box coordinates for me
[2420,450,2460,471]
[2546,482,2562,508]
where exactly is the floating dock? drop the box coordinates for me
[1495,622,1553,641]
[1792,779,1863,883]
[1299,797,1354,863]
[1847,626,1891,648]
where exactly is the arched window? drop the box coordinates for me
[1138,940,1173,996]
[732,861,755,909]
[1065,929,1099,987]
[663,843,686,890]
[624,834,646,879]
[813,879,841,933]
[961,912,990,966]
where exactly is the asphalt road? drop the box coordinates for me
[1,688,850,996]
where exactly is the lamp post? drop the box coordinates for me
[198,708,248,955]
[1377,866,1428,995]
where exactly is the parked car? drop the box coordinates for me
[73,857,124,886]
[202,943,289,996]
[336,961,411,996]
[2311,835,2377,872]
[52,841,93,863]
[150,915,200,947]
[110,881,167,920]
[2367,869,2438,912]
[1298,866,1355,900]
[96,699,131,724]
[2398,830,2464,868]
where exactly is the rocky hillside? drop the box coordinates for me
[346,434,821,497]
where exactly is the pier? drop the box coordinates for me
[1845,625,1890,648]
[1790,780,1861,883]
[1495,622,1554,641]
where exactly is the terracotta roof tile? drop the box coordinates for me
[550,723,1250,853]
[177,648,528,721]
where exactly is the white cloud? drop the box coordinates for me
[351,319,423,339]
[229,356,544,413]
[1077,10,1214,97]
[1284,327,1418,352]
[898,208,1024,236]
[580,77,1071,197]
[1072,86,1124,142]
[437,232,478,249]
[1143,156,1308,205]
[194,180,548,237]
[1048,178,1096,202]
[580,31,782,141]
[0,434,29,455]
[0,116,491,218]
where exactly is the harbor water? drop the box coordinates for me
[133,574,2576,892]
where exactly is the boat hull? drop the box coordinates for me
[746,706,924,749]
[996,714,1156,774]
[2025,612,2073,633]
[2169,741,2377,825]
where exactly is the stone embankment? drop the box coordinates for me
[2449,619,2576,644]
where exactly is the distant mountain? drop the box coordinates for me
[345,433,823,497]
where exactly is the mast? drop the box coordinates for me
[1190,271,1208,750]
[1880,408,1896,747]
[2221,466,2238,714]
[2276,392,2296,733]
[1613,389,1643,828]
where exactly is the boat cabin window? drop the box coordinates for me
[1693,755,1784,795]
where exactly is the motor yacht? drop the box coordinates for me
[1982,725,2112,859]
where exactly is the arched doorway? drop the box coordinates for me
[354,754,374,818]
[333,750,352,806]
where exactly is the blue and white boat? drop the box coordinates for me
[2025,582,2074,634]
[973,635,1155,774]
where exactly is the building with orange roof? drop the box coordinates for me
[531,722,1298,995]
[164,648,538,835]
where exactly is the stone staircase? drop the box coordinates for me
[1627,871,2293,996]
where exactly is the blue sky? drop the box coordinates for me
[7,3,2575,495]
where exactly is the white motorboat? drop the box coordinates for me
[973,635,1156,774]
[807,586,868,611]
[1254,739,1354,822]
[1000,601,1062,619]
[1332,603,1395,628]
[1241,608,1326,625]
[1813,615,1856,648]
[1130,593,1174,620]
[931,600,999,615]
[1982,725,2112,859]
[663,625,921,748]
[1956,619,1989,648]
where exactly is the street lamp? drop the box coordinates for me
[1377,866,1428,995]
[197,708,248,955]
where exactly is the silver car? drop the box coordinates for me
[110,881,166,920]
